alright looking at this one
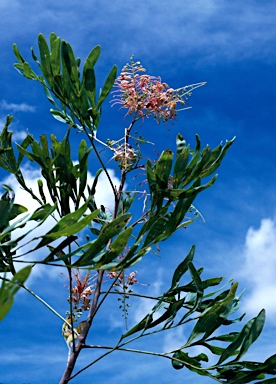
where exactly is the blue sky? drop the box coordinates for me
[0,1,275,383]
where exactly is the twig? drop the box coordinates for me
[59,270,104,384]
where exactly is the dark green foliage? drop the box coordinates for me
[120,246,275,382]
[13,33,117,130]
[0,266,32,320]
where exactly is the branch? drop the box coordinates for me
[59,270,104,384]
[69,344,223,383]
[83,126,117,198]
[22,284,72,329]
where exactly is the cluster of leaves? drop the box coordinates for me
[0,33,274,383]
[13,32,117,131]
[120,245,276,383]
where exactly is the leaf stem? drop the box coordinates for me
[21,284,71,328]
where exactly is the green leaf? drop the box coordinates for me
[172,350,209,373]
[0,266,32,320]
[207,332,239,343]
[173,146,189,188]
[29,203,56,221]
[164,189,198,235]
[23,62,33,79]
[0,295,13,321]
[43,235,78,263]
[188,262,203,311]
[89,168,103,196]
[5,266,32,297]
[16,133,33,167]
[146,162,157,196]
[200,137,235,178]
[262,354,276,374]
[187,282,238,343]
[61,41,80,92]
[117,192,136,216]
[201,342,226,356]
[143,211,171,246]
[234,309,266,362]
[0,188,28,233]
[154,149,173,188]
[75,213,131,267]
[49,32,61,77]
[122,313,153,339]
[96,226,133,269]
[170,245,195,289]
[86,45,101,67]
[78,139,92,202]
[13,43,25,64]
[97,65,117,109]
[43,86,59,108]
[38,33,53,87]
[83,58,96,109]
[34,202,99,249]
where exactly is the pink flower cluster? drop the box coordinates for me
[109,270,138,288]
[69,270,96,311]
[113,143,137,169]
[111,58,186,123]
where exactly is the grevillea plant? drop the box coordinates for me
[0,33,275,383]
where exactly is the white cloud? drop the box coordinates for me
[12,130,28,142]
[87,168,121,211]
[0,99,36,113]
[239,218,276,320]
[1,164,120,214]
[0,116,27,142]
